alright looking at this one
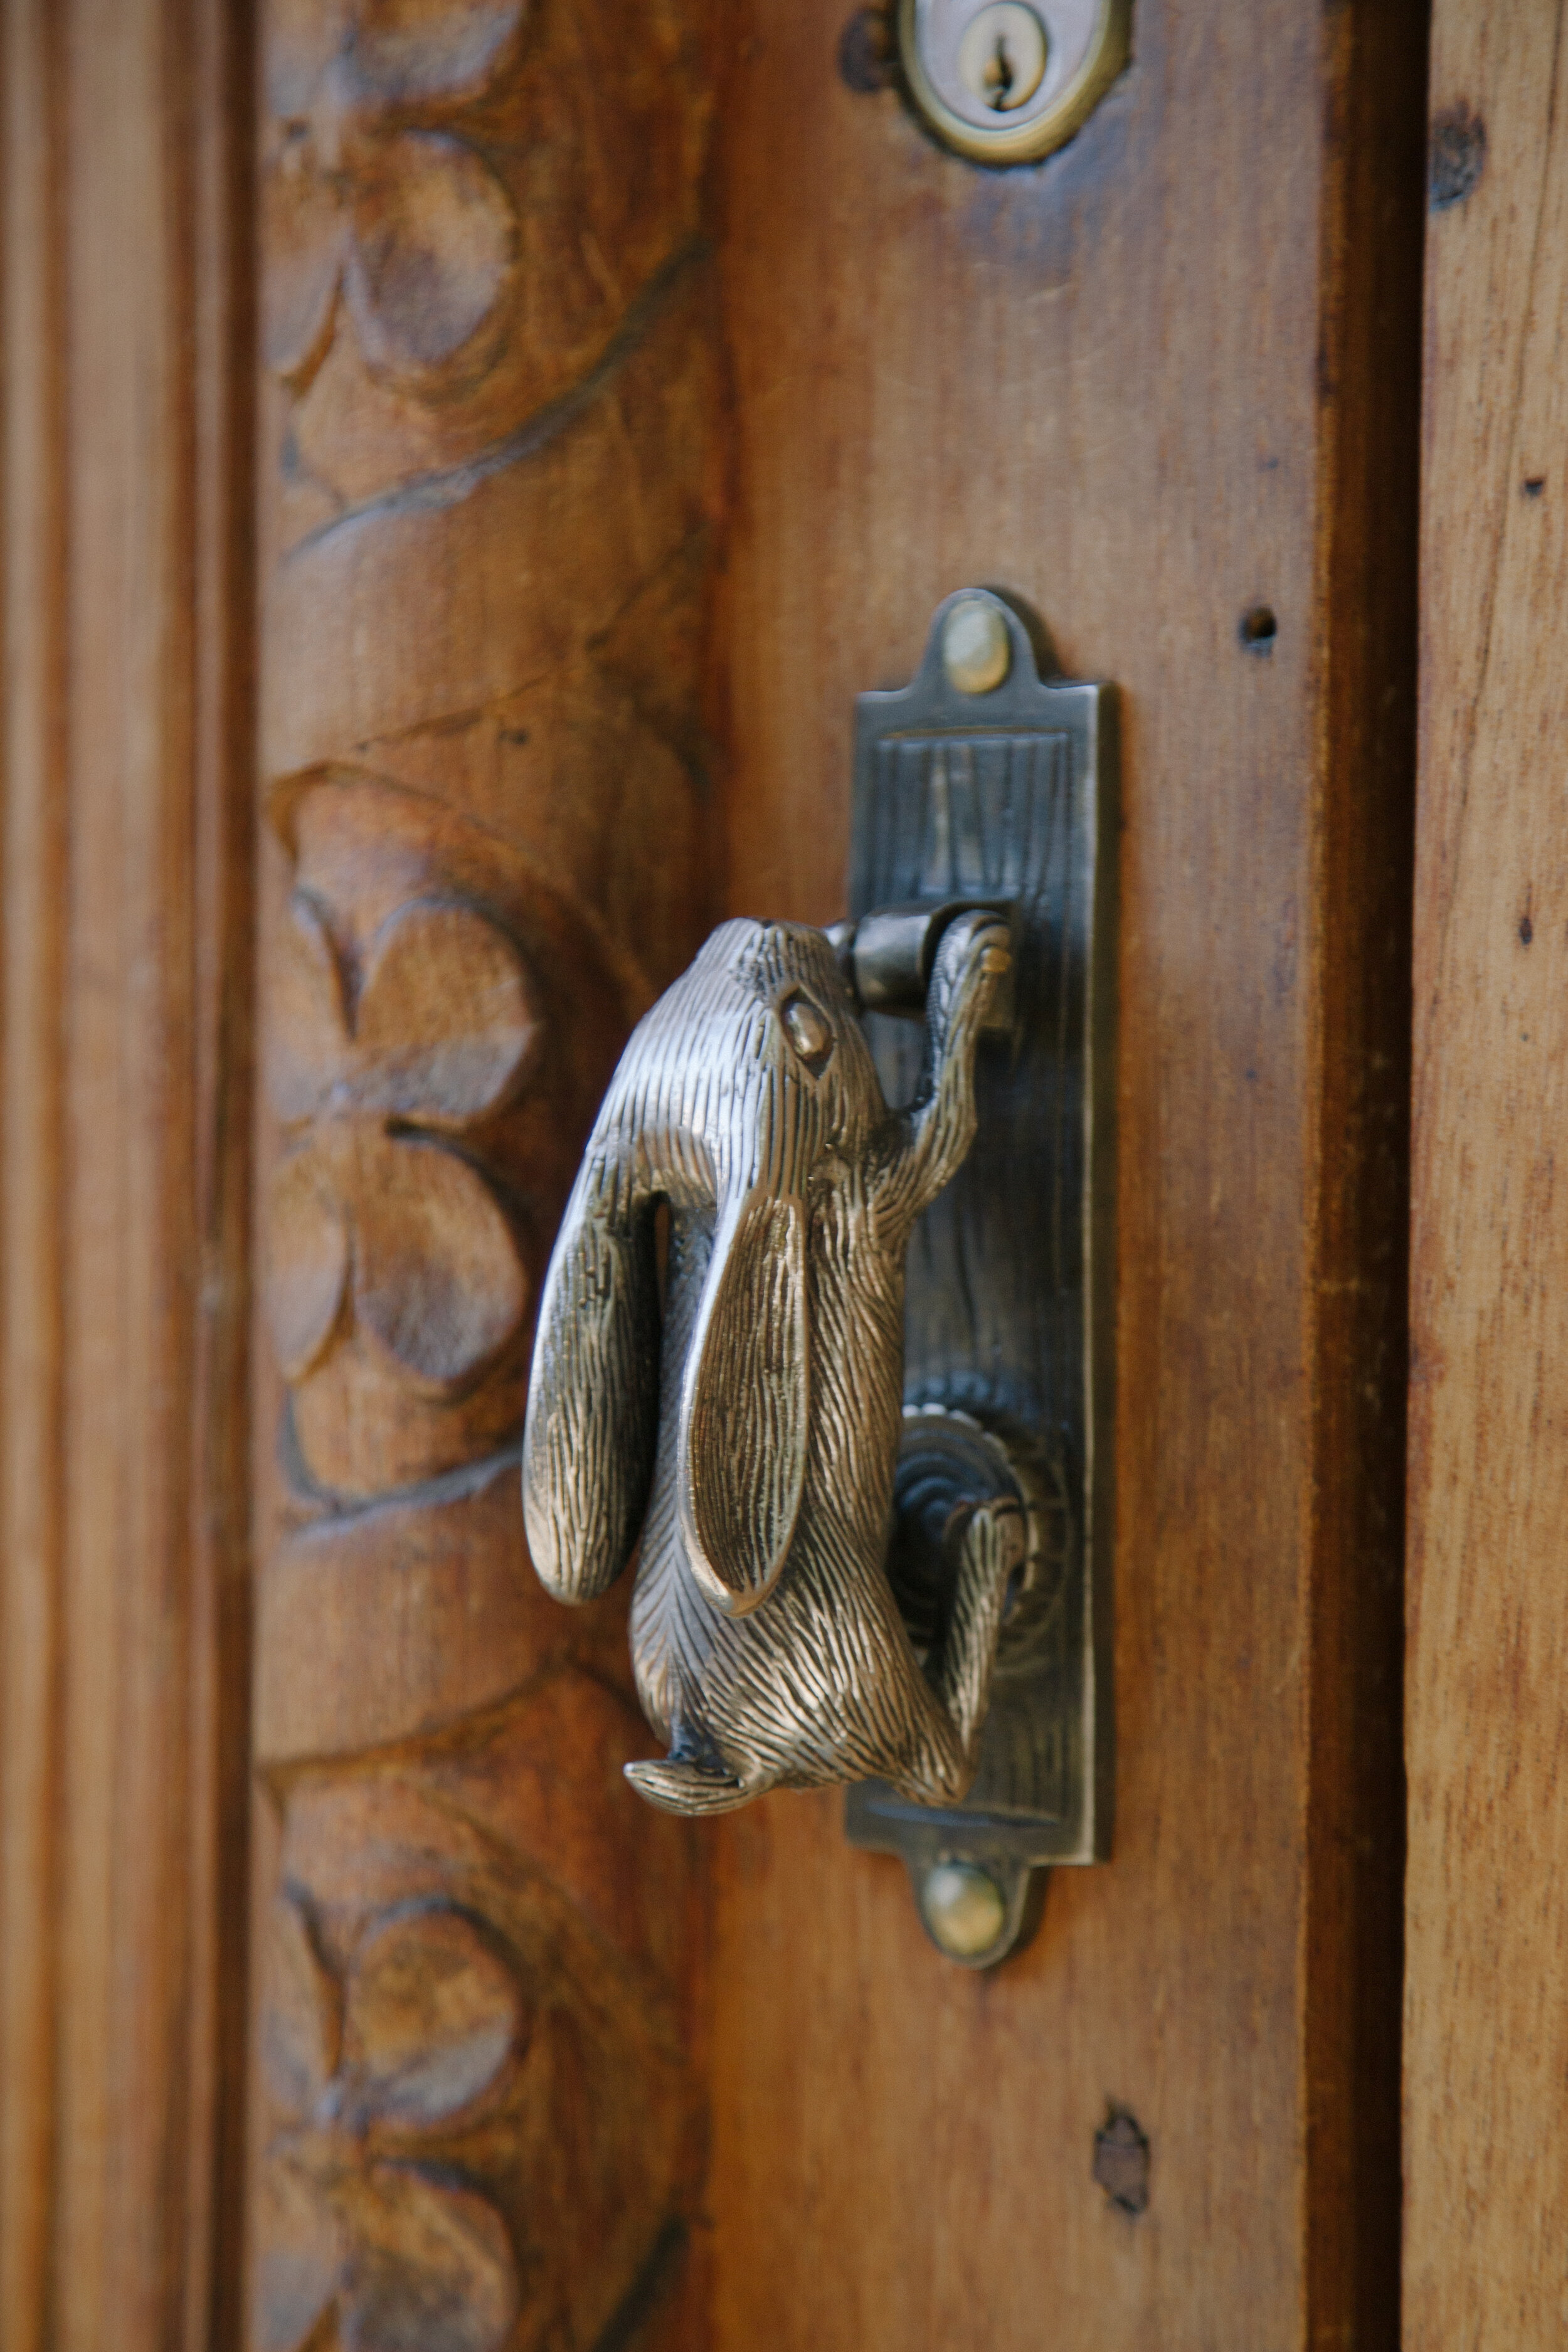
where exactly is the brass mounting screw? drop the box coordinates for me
[919,1860,1009,1959]
[942,596,1012,694]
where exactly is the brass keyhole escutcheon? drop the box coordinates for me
[899,0,1130,167]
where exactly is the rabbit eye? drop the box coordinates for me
[781,993,834,1071]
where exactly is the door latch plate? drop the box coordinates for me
[844,589,1116,1961]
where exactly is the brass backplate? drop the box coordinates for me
[845,590,1116,1888]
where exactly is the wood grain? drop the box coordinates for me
[248,4,721,2347]
[0,1,1432,2341]
[0,3,257,2348]
[1407,6,1568,2343]
[708,4,1422,2345]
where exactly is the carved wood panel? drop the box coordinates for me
[252,3,719,2344]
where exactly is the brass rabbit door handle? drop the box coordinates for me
[522,905,1015,1816]
[521,591,1116,1965]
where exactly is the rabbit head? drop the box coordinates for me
[521,920,885,1616]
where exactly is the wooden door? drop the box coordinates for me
[1406,4,1568,2341]
[13,1,1550,2348]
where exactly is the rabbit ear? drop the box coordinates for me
[677,1189,809,1616]
[522,1157,660,1606]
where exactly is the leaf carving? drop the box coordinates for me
[339,2166,519,2352]
[269,1152,351,1382]
[265,874,538,1442]
[354,899,541,1125]
[344,132,517,392]
[262,0,527,405]
[352,1132,527,1394]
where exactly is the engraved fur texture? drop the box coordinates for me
[521,911,1015,1815]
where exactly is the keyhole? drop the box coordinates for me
[955,4,1048,116]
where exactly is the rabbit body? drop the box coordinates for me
[522,913,1016,1817]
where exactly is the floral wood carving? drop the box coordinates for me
[265,0,714,527]
[255,1722,692,2352]
[262,1899,523,2352]
[267,0,525,405]
[254,0,718,2337]
[272,895,537,1391]
[266,770,633,1502]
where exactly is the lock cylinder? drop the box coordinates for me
[898,0,1130,166]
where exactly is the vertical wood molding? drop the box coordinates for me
[186,10,260,2343]
[0,1,257,2347]
[0,6,69,2342]
[1306,4,1425,2336]
[1408,4,1568,2342]
[248,7,719,2349]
